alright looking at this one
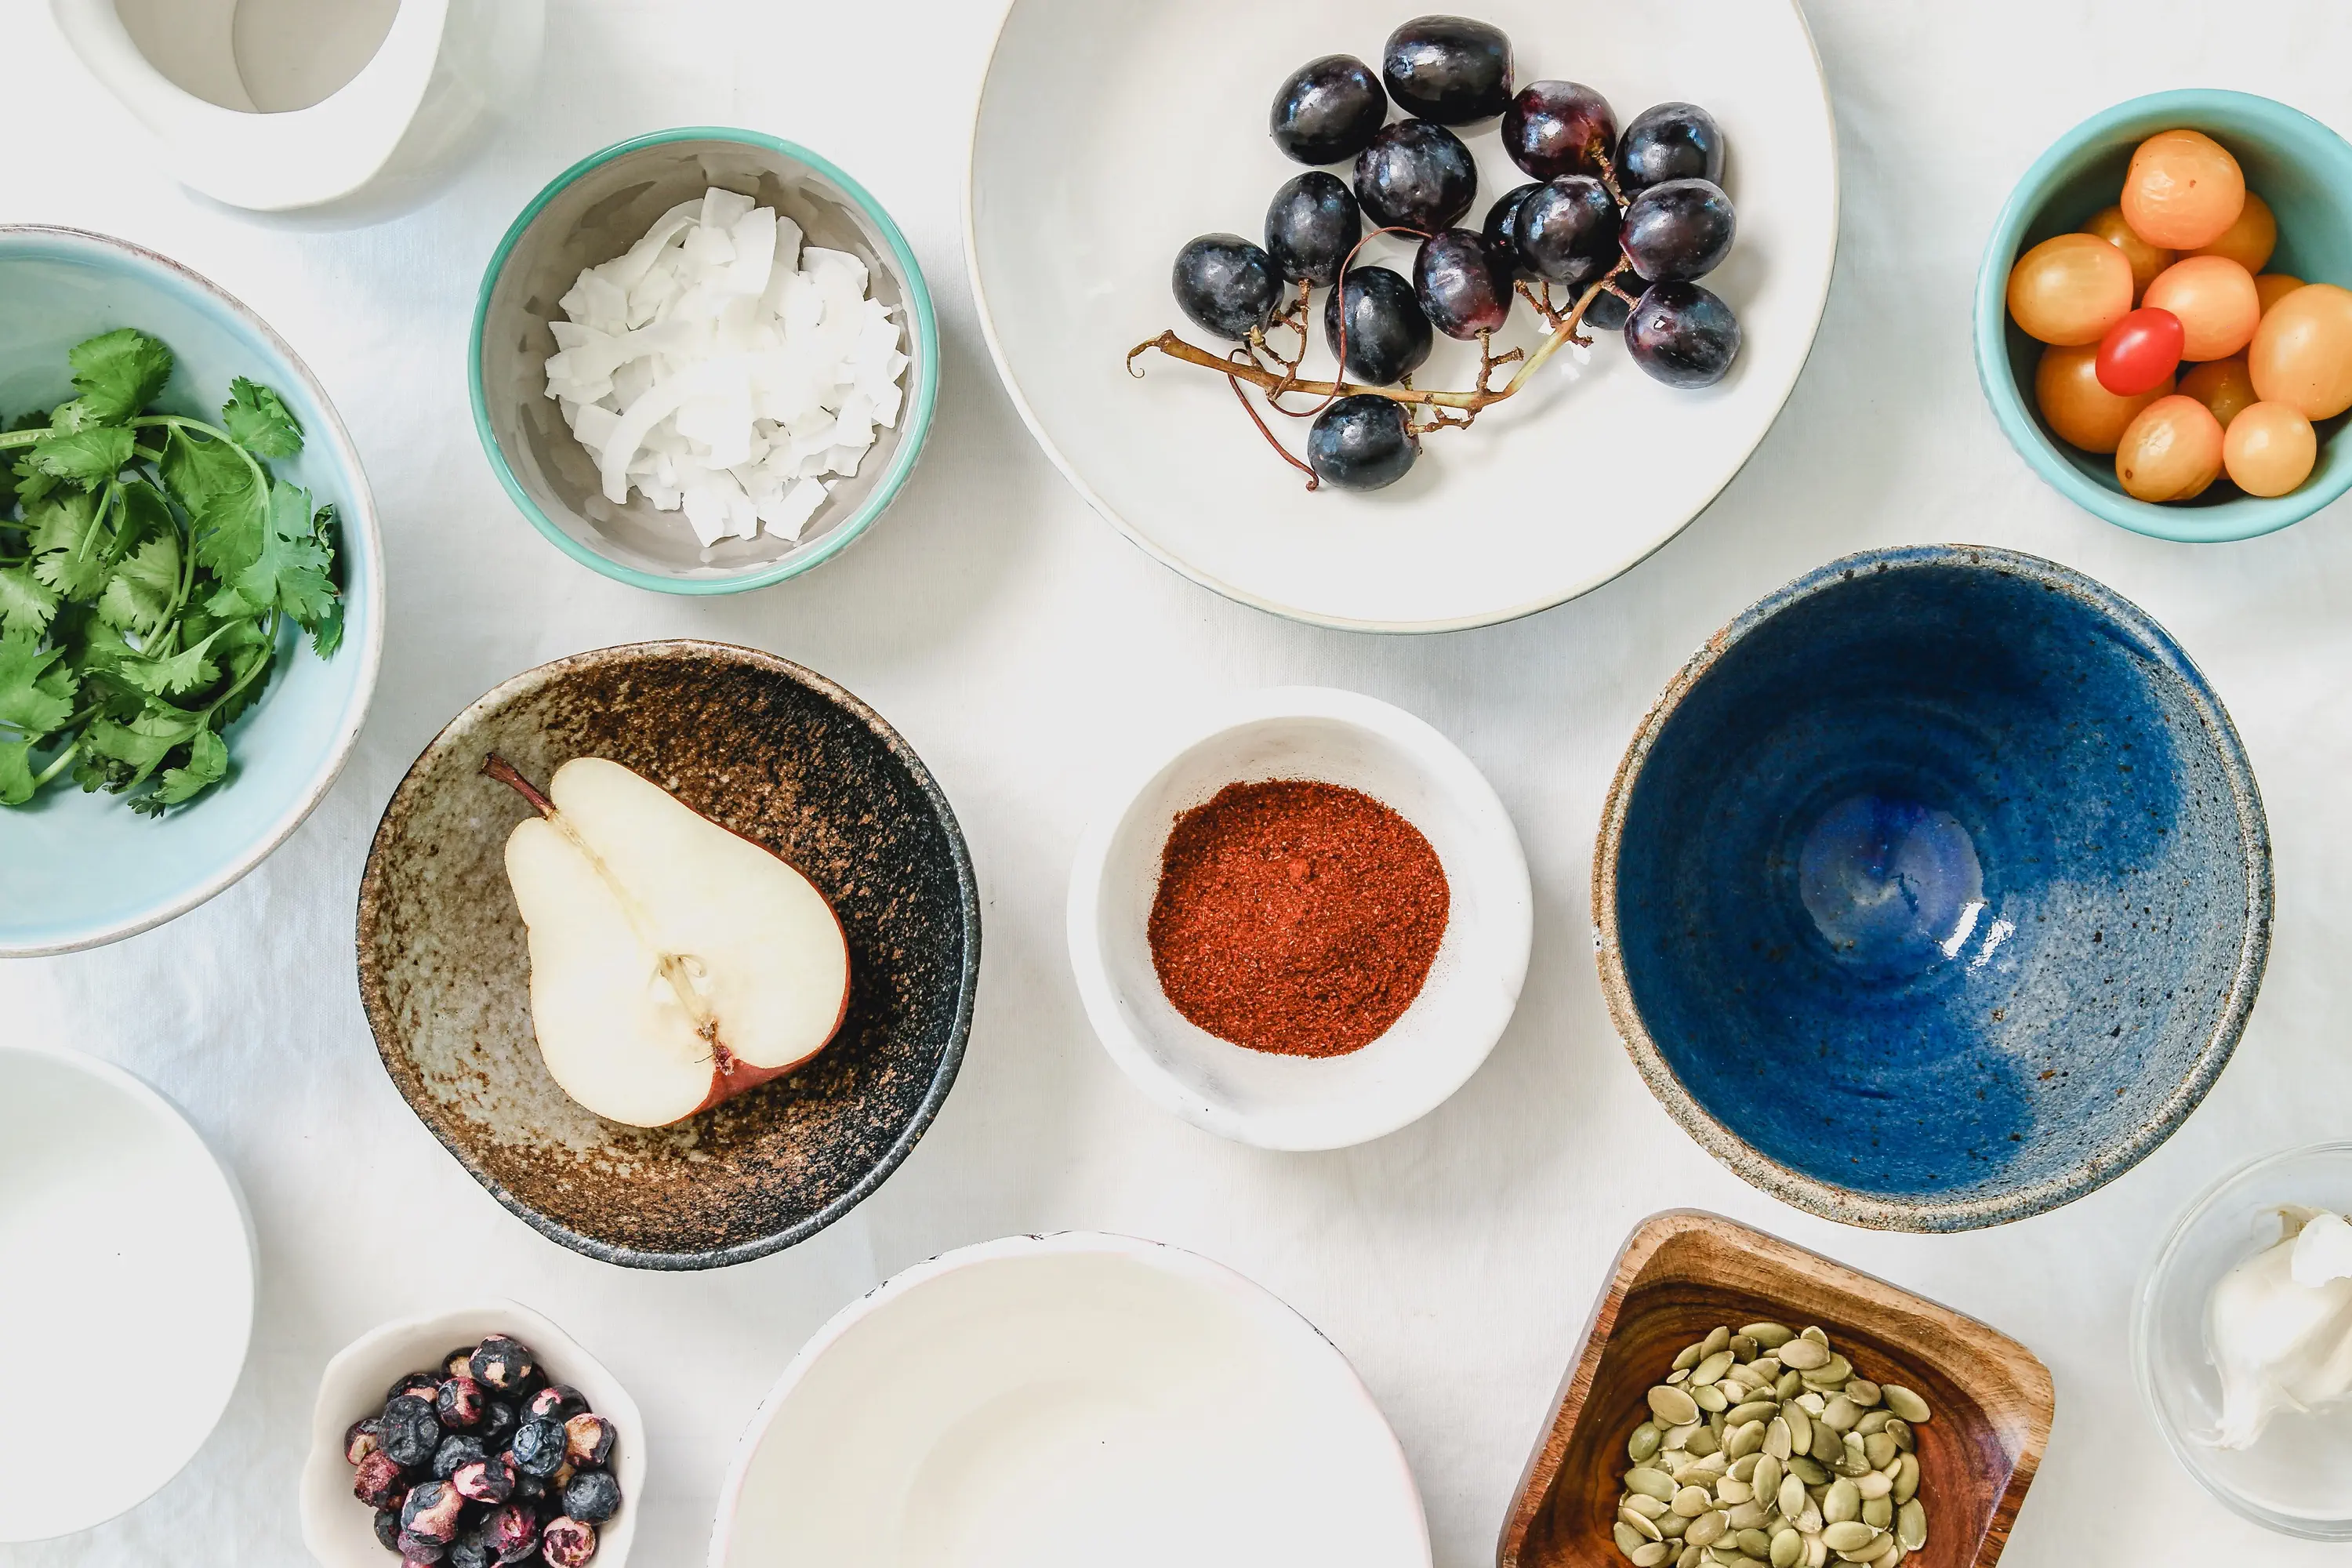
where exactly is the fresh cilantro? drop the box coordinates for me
[0,328,343,815]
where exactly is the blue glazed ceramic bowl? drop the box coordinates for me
[1976,89,2352,542]
[0,227,383,956]
[471,129,938,595]
[1594,546,2271,1231]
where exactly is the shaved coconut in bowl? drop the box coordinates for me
[544,187,912,551]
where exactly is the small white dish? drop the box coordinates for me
[299,1301,644,1568]
[709,1231,1430,1568]
[1065,686,1531,1150]
[0,1045,255,1543]
[966,0,1838,630]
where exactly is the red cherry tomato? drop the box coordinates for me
[2096,307,2187,395]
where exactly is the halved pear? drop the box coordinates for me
[488,755,850,1128]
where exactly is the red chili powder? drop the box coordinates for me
[1146,779,1450,1058]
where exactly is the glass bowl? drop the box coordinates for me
[2134,1141,2352,1538]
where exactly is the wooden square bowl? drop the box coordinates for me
[1499,1211,2053,1568]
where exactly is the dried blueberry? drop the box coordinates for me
[397,1532,447,1566]
[447,1533,495,1568]
[434,1436,488,1480]
[468,1337,539,1396]
[354,1451,409,1510]
[510,1468,547,1504]
[485,1503,539,1562]
[380,1395,444,1469]
[387,1370,442,1405]
[347,1417,384,1466]
[455,1454,517,1505]
[375,1507,404,1551]
[435,1376,486,1432]
[479,1400,520,1449]
[562,1415,614,1468]
[524,1385,589,1425]
[441,1346,478,1380]
[560,1469,621,1526]
[509,1417,567,1478]
[539,1516,597,1568]
[403,1479,466,1544]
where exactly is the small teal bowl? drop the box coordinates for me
[1976,89,2352,542]
[471,129,938,594]
[0,227,383,956]
[1594,546,2272,1231]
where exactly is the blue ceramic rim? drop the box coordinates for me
[0,225,387,956]
[1973,89,2352,543]
[1592,544,2274,1232]
[466,128,942,597]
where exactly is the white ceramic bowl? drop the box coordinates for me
[967,0,1838,631]
[299,1301,644,1568]
[709,1232,1430,1568]
[1065,687,1531,1149]
[0,1045,254,1543]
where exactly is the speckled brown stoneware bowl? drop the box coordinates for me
[355,641,978,1269]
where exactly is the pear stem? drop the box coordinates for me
[482,753,557,816]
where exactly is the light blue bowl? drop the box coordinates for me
[0,228,383,956]
[470,129,938,594]
[1975,89,2352,542]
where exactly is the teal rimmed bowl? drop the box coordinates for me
[470,129,938,594]
[1975,89,2352,542]
[0,227,384,956]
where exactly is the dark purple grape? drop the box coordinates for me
[1617,102,1726,194]
[1414,229,1512,339]
[1269,55,1388,165]
[1322,267,1432,386]
[1353,121,1478,234]
[1307,396,1418,491]
[1583,277,1639,332]
[1265,172,1362,286]
[1381,16,1513,124]
[1513,176,1621,288]
[1621,178,1736,282]
[1625,281,1740,387]
[1501,81,1617,181]
[1482,183,1540,280]
[1171,234,1282,342]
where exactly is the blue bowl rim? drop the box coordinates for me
[466,127,942,597]
[1973,88,2352,543]
[0,223,387,957]
[1592,543,2274,1232]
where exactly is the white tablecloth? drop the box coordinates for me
[4,2,2350,1563]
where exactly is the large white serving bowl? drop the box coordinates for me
[0,1045,255,1543]
[710,1232,1431,1568]
[967,0,1837,632]
[1067,687,1532,1149]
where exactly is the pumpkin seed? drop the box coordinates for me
[1618,1521,1650,1555]
[1861,1497,1893,1530]
[1730,1334,1760,1362]
[1795,1391,1828,1417]
[1813,1354,1853,1387]
[1820,1522,1878,1554]
[1861,1432,1896,1470]
[1729,1499,1771,1530]
[1737,1528,1774,1557]
[1824,1477,1860,1524]
[1633,1544,1673,1568]
[1694,1384,1731,1414]
[1673,1486,1714,1517]
[1671,1368,1693,1385]
[1704,1327,1732,1356]
[1779,1339,1831,1372]
[1728,1399,1780,1428]
[1789,1455,1830,1486]
[1764,1417,1792,1461]
[1845,1532,1896,1564]
[1844,1379,1881,1407]
[1891,1454,1919,1505]
[1686,1425,1722,1457]
[1660,1512,1692,1539]
[1770,1527,1802,1568]
[1665,1421,1700,1452]
[1686,1510,1729,1548]
[1743,1322,1794,1348]
[1717,1477,1754,1506]
[1855,1471,1891,1501]
[1805,1537,1829,1568]
[1810,1422,1843,1466]
[1632,1422,1665,1463]
[1880,1385,1931,1424]
[1783,1404,1813,1454]
[1675,1342,1706,1371]
[1694,1350,1737,1386]
[1801,1326,1829,1346]
[1680,1546,1705,1568]
[1628,1468,1679,1501]
[1777,1369,1804,1399]
[1726,1362,1769,1392]
[1730,1454,1760,1483]
[1626,1494,1671,1522]
[1821,1396,1860,1432]
[1751,1454,1781,1502]
[1623,1506,1665,1541]
[1653,1386,1703,1427]
[1853,1410,1889,1436]
[1778,1472,1807,1519]
[1886,1418,1914,1454]
[1727,1421,1766,1460]
[1896,1500,1926,1552]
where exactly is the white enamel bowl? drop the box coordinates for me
[710,1232,1431,1568]
[299,1301,644,1568]
[1066,687,1531,1149]
[967,0,1838,631]
[0,1046,254,1543]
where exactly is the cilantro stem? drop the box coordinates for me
[31,742,79,788]
[0,430,45,451]
[199,627,277,720]
[131,416,270,496]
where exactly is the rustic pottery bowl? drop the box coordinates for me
[1498,1210,2053,1568]
[472,128,938,593]
[1975,89,2352,541]
[1595,545,2270,1231]
[354,641,979,1269]
[298,1300,642,1568]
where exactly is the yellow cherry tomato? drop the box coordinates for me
[2255,273,2307,315]
[2179,354,2259,429]
[2190,191,2278,273]
[2036,343,2172,453]
[2083,205,2174,301]
[2007,234,2135,346]
[2123,129,2246,250]
[2116,394,2225,502]
[2222,401,2318,497]
[2141,256,2261,361]
[2249,283,2352,419]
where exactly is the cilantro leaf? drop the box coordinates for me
[24,489,97,555]
[0,630,75,737]
[82,706,200,785]
[114,626,224,698]
[31,487,120,601]
[165,428,267,577]
[233,481,335,628]
[65,330,174,425]
[220,379,303,459]
[0,565,60,637]
[151,727,228,807]
[26,426,135,488]
[308,595,345,658]
[96,532,182,636]
[0,739,34,806]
